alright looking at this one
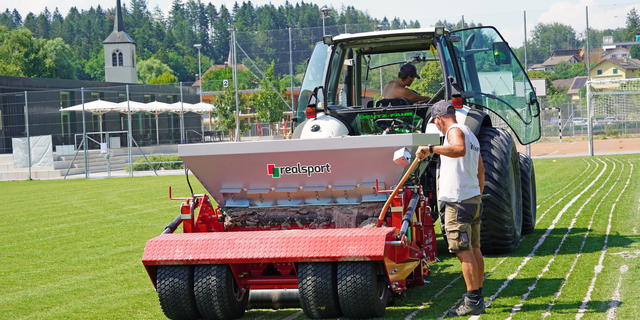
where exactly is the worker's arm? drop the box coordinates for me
[416,127,466,161]
[477,153,485,194]
[401,88,429,103]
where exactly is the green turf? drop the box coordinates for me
[1,154,639,319]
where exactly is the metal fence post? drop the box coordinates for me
[127,85,133,177]
[81,87,89,178]
[24,91,31,180]
[180,82,185,144]
[289,27,294,114]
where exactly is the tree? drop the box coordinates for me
[625,8,640,42]
[251,62,288,133]
[528,22,577,64]
[43,37,77,79]
[211,82,250,140]
[81,48,105,81]
[0,26,47,77]
[410,61,442,97]
[137,58,174,83]
[631,45,640,59]
[201,66,259,91]
[149,71,179,84]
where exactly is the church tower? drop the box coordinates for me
[103,0,137,83]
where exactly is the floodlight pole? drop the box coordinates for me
[586,6,593,156]
[320,6,332,36]
[194,43,203,103]
[229,27,240,141]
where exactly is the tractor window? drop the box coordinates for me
[296,43,331,121]
[452,27,541,145]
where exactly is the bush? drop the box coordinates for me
[125,155,184,172]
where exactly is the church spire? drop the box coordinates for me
[114,0,125,32]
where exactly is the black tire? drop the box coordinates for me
[298,262,342,319]
[157,265,201,320]
[478,127,522,254]
[194,264,248,320]
[337,261,389,319]
[519,152,537,234]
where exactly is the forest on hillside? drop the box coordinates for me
[1,0,640,87]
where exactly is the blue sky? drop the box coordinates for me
[8,0,640,45]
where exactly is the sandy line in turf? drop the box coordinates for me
[482,159,609,311]
[541,159,625,319]
[576,161,634,320]
[606,265,629,320]
[281,310,303,320]
[405,255,510,320]
[536,159,599,222]
[504,158,618,319]
[537,159,592,209]
[428,256,510,320]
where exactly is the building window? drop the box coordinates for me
[118,93,127,103]
[112,52,117,67]
[60,92,71,108]
[144,95,152,103]
[597,70,602,75]
[118,52,123,66]
[91,93,100,101]
[613,68,618,74]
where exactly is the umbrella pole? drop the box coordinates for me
[100,114,103,143]
[156,114,160,145]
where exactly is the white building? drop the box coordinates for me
[103,0,137,83]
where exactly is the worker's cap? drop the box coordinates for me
[431,101,455,118]
[400,64,420,79]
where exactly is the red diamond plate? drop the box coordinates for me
[142,227,395,265]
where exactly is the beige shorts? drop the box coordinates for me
[441,195,482,253]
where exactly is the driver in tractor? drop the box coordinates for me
[381,64,430,103]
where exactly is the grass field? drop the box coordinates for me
[1,154,639,319]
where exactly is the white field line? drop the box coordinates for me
[542,159,625,319]
[537,159,592,209]
[606,265,629,320]
[536,159,599,222]
[483,159,608,310]
[576,161,634,320]
[406,255,510,320]
[505,158,618,320]
[434,256,510,320]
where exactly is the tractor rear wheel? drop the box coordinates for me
[157,265,201,320]
[298,262,342,319]
[194,264,248,320]
[478,127,522,254]
[519,152,537,234]
[337,261,389,319]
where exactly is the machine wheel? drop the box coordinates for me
[519,152,537,234]
[477,127,522,254]
[194,264,248,320]
[157,265,201,320]
[298,262,342,319]
[337,261,389,318]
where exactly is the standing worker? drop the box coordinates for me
[415,101,486,316]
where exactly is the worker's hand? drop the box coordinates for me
[415,146,430,161]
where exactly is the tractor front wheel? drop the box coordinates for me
[194,264,248,320]
[157,265,201,320]
[337,261,389,318]
[298,262,342,319]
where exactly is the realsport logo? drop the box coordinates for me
[267,163,331,178]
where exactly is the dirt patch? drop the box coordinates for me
[517,138,640,157]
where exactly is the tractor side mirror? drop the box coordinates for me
[493,42,512,66]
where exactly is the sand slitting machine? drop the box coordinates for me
[142,133,440,319]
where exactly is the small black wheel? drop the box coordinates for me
[157,265,201,320]
[298,262,342,319]
[477,127,522,254]
[194,264,248,320]
[337,261,389,319]
[519,152,537,234]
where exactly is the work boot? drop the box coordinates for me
[446,295,485,317]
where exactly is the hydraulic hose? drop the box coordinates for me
[161,214,182,235]
[376,156,422,227]
[398,193,420,237]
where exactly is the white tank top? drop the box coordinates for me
[438,124,481,202]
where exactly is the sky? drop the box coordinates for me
[6,0,640,45]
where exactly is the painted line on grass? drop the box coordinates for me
[281,310,303,320]
[505,158,618,319]
[542,158,625,318]
[576,161,634,320]
[537,159,592,209]
[536,159,599,222]
[606,265,629,320]
[483,159,609,310]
